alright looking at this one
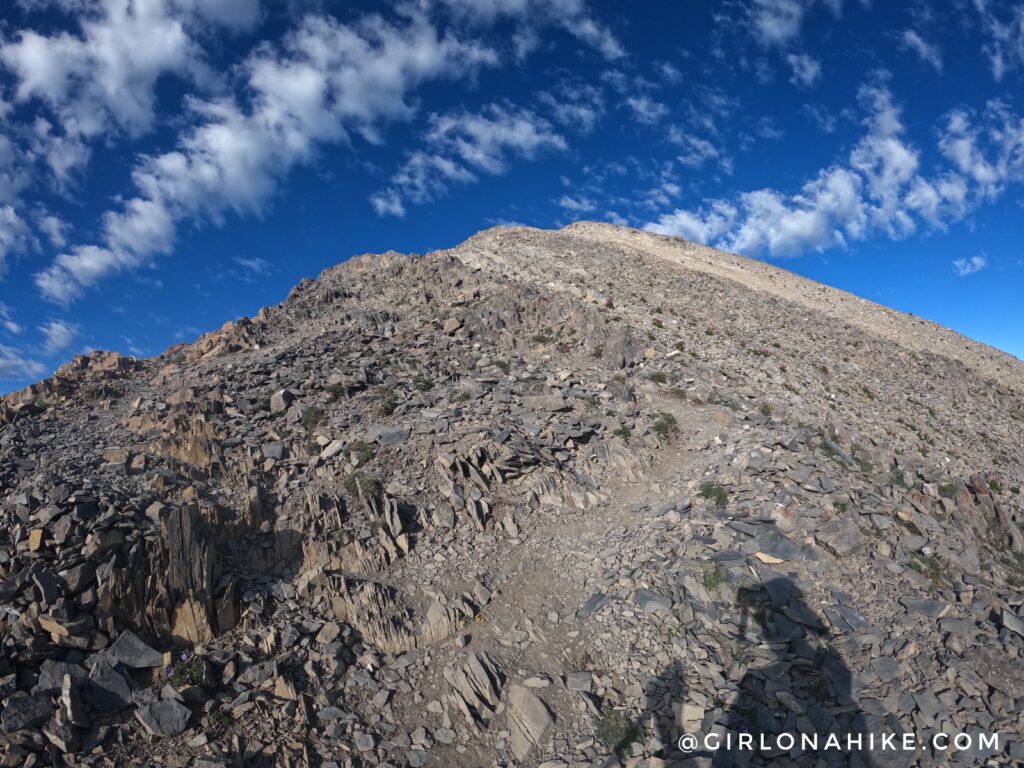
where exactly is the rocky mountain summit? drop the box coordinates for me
[1,222,1022,768]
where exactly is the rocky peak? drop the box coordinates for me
[0,224,1021,766]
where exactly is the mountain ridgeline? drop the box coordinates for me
[1,222,1022,767]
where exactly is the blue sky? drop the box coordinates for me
[1,0,1022,392]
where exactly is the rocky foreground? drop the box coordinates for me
[1,222,1022,767]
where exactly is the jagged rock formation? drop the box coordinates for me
[1,222,1022,767]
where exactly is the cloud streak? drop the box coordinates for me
[953,254,987,276]
[39,318,78,353]
[33,9,498,302]
[645,84,1023,258]
[372,104,566,216]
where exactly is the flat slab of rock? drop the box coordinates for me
[815,517,865,557]
[633,588,672,613]
[35,659,87,694]
[507,684,554,760]
[136,698,191,737]
[1,693,53,734]
[85,659,134,711]
[565,672,592,692]
[376,428,409,446]
[578,593,612,620]
[1001,608,1024,638]
[106,630,163,669]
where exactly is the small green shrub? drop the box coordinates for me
[703,567,726,591]
[595,711,645,754]
[301,405,323,431]
[890,465,909,489]
[909,554,949,588]
[349,440,376,465]
[344,471,382,502]
[325,383,345,402]
[648,371,668,384]
[166,652,205,689]
[699,482,728,509]
[652,412,677,438]
[379,387,398,416]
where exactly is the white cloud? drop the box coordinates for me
[656,61,683,83]
[938,101,1024,200]
[748,0,854,48]
[235,256,271,274]
[0,344,46,380]
[803,103,838,133]
[0,0,223,140]
[903,174,968,225]
[437,0,624,60]
[0,302,24,335]
[372,104,566,216]
[626,95,669,125]
[0,205,33,277]
[900,30,943,71]
[648,200,740,244]
[426,106,565,174]
[751,0,808,46]
[973,0,1024,80]
[645,83,1011,258]
[557,195,596,212]
[35,9,498,301]
[36,212,70,248]
[172,0,261,31]
[0,135,32,205]
[749,0,802,45]
[670,132,721,168]
[539,80,604,133]
[952,254,987,276]
[848,85,920,237]
[39,318,78,353]
[29,118,91,190]
[786,53,821,86]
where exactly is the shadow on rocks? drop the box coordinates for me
[640,575,912,768]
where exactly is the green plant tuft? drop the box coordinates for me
[699,482,728,509]
[652,412,677,439]
[595,711,645,754]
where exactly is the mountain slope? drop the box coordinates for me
[1,224,1022,767]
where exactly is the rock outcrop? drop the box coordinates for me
[1,223,1022,767]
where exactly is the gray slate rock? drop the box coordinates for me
[85,659,134,710]
[106,630,163,669]
[135,697,191,737]
[578,593,612,619]
[35,659,87,694]
[507,684,554,760]
[633,588,672,613]
[815,517,866,557]
[1,693,53,734]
